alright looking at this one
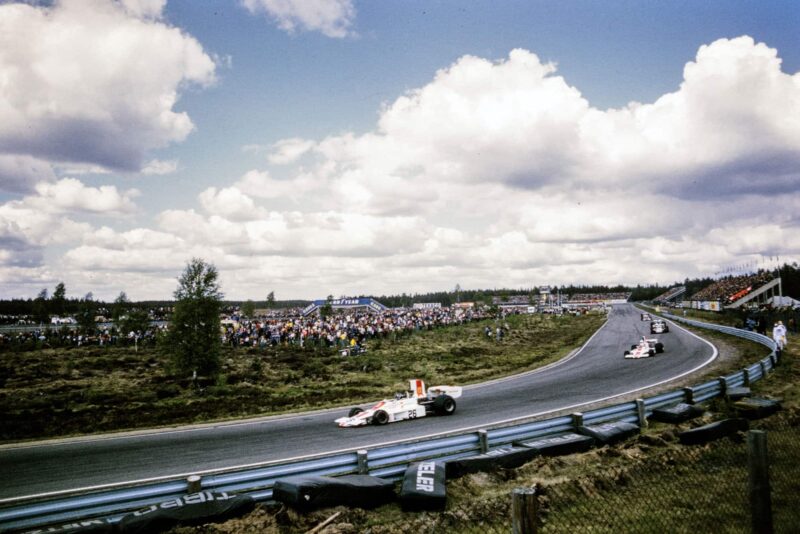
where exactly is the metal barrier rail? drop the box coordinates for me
[0,312,780,532]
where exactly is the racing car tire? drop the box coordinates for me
[348,407,364,418]
[655,343,664,353]
[648,349,655,356]
[433,395,456,416]
[623,350,630,357]
[372,409,389,425]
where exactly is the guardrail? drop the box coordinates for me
[0,313,779,532]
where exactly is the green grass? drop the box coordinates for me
[0,312,605,442]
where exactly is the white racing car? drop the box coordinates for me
[336,379,462,427]
[650,319,670,334]
[624,336,665,359]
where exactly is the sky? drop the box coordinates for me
[0,0,799,302]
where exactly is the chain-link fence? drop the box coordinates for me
[477,416,798,534]
[110,413,798,533]
[275,415,796,534]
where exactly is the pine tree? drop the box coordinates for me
[167,258,223,376]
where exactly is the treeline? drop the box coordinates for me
[3,264,799,318]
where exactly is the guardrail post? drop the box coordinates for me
[478,429,489,453]
[682,387,694,404]
[743,368,751,387]
[512,486,538,534]
[571,412,584,429]
[186,475,202,493]
[748,430,773,534]
[635,399,647,428]
[717,377,728,396]
[357,450,369,474]
[759,361,767,378]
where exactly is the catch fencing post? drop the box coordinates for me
[478,430,489,454]
[635,399,647,428]
[512,486,538,534]
[357,450,369,474]
[571,412,584,430]
[186,475,202,493]
[717,377,728,396]
[748,430,773,534]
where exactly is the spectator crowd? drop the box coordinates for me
[0,306,488,352]
[0,325,165,351]
[221,306,488,350]
[691,271,775,303]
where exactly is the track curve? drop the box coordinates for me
[0,304,715,500]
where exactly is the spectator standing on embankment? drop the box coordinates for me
[772,321,787,350]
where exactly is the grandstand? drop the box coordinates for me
[564,292,631,309]
[688,272,782,310]
[654,286,686,305]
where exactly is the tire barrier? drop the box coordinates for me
[514,433,595,456]
[726,386,752,400]
[117,492,254,534]
[445,447,539,480]
[678,418,750,445]
[578,422,640,445]
[648,403,705,424]
[733,398,782,420]
[1,312,780,533]
[399,462,447,512]
[272,475,395,510]
[27,493,256,534]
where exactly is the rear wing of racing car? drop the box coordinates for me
[409,379,462,400]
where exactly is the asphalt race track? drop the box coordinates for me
[0,304,716,500]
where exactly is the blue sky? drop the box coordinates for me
[0,0,798,301]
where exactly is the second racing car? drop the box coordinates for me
[650,319,670,334]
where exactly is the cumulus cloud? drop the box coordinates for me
[581,36,800,197]
[234,169,322,203]
[0,221,43,267]
[241,0,355,38]
[294,37,800,210]
[267,138,316,165]
[141,159,179,175]
[198,186,268,221]
[0,177,136,255]
[5,35,800,300]
[32,178,140,214]
[0,0,216,181]
[0,155,57,194]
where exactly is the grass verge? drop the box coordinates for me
[0,312,605,442]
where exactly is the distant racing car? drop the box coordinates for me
[640,313,652,321]
[650,319,670,334]
[336,379,462,427]
[624,337,665,359]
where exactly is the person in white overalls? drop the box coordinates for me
[772,321,787,350]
